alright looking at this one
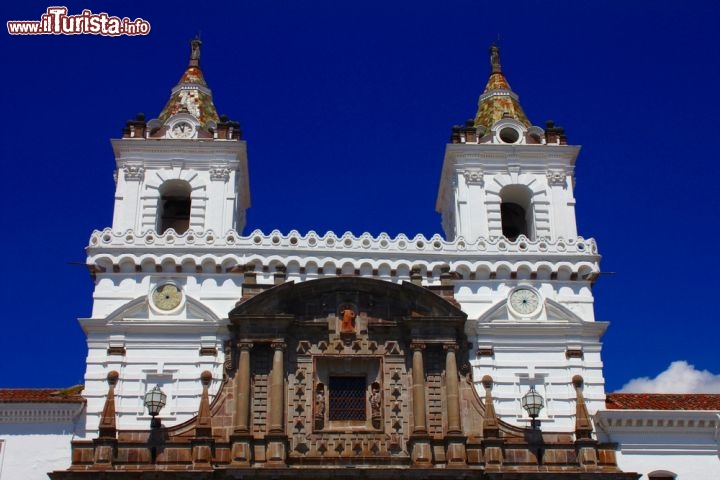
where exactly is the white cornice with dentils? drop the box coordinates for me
[0,403,85,424]
[112,138,245,154]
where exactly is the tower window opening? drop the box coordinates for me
[500,185,533,241]
[501,203,527,240]
[328,376,366,421]
[158,180,191,234]
[499,127,520,144]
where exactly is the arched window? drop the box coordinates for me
[500,185,533,241]
[158,180,191,234]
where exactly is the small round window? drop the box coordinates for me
[499,127,520,144]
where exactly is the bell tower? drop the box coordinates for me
[110,37,250,236]
[81,39,249,437]
[436,45,579,244]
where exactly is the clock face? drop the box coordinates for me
[508,288,541,316]
[152,284,183,311]
[171,121,194,139]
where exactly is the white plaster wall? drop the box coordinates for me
[83,331,225,435]
[82,235,603,435]
[470,340,605,432]
[0,420,85,480]
[90,273,241,319]
[110,139,248,236]
[595,411,720,478]
[615,450,720,479]
[436,143,581,244]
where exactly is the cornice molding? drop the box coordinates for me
[89,228,598,256]
[111,138,246,157]
[0,403,85,424]
[85,229,601,283]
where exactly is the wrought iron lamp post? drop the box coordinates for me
[521,385,544,429]
[143,385,167,429]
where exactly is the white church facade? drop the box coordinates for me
[0,40,718,480]
[83,40,603,437]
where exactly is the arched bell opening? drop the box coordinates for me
[500,184,533,241]
[157,179,192,234]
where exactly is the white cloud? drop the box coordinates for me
[619,361,720,393]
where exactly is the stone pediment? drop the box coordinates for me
[230,277,466,341]
[478,296,585,325]
[104,295,221,324]
[232,277,465,320]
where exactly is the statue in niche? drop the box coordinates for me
[223,340,234,376]
[339,304,357,333]
[370,382,382,428]
[314,384,325,430]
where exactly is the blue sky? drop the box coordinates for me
[2,1,719,392]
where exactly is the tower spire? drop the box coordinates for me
[474,45,530,129]
[158,37,219,127]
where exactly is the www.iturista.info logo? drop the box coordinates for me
[7,7,150,36]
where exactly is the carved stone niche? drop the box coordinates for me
[314,356,382,432]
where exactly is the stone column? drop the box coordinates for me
[266,341,287,466]
[444,344,461,434]
[231,342,254,466]
[411,342,427,434]
[234,342,253,433]
[409,342,432,466]
[444,344,467,466]
[269,342,286,433]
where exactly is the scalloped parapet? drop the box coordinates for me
[90,228,597,254]
[87,228,600,281]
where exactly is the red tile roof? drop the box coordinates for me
[0,386,85,404]
[606,393,720,410]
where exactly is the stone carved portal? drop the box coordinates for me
[55,277,639,479]
[228,277,469,463]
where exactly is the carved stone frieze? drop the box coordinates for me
[462,169,484,185]
[210,166,231,181]
[546,169,566,186]
[122,165,145,181]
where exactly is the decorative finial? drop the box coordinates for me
[490,44,502,74]
[572,375,594,439]
[98,371,119,438]
[189,36,202,67]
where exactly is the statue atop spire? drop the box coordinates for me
[189,36,201,68]
[490,44,502,74]
[472,44,531,129]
